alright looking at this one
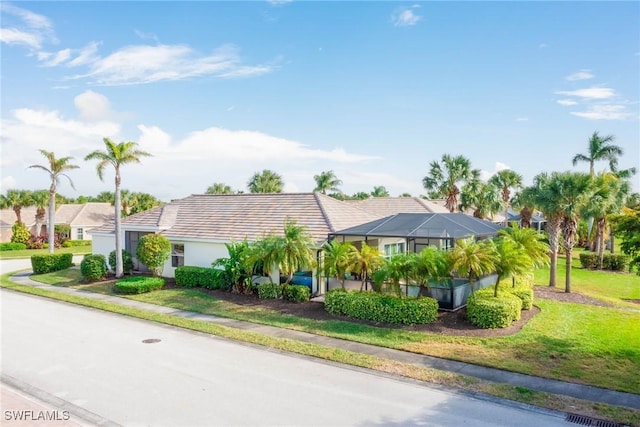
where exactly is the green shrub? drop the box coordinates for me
[11,223,31,245]
[175,266,224,289]
[508,286,534,310]
[467,291,523,329]
[136,234,171,276]
[80,254,107,281]
[108,250,134,274]
[324,290,439,325]
[0,242,27,251]
[115,276,164,294]
[30,253,73,274]
[512,273,534,287]
[283,285,310,303]
[63,239,92,247]
[602,253,629,272]
[257,283,283,299]
[579,252,599,269]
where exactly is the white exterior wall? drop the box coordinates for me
[376,237,407,256]
[161,240,229,279]
[70,226,94,241]
[91,234,115,260]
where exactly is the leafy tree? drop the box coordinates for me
[489,237,531,297]
[129,192,163,215]
[136,234,171,277]
[489,169,523,226]
[370,186,390,198]
[422,154,476,212]
[351,243,384,291]
[399,193,412,198]
[323,240,357,289]
[28,150,79,253]
[351,192,371,200]
[313,171,342,194]
[449,238,495,292]
[247,169,283,193]
[572,131,624,177]
[460,173,501,219]
[85,138,152,278]
[206,182,234,195]
[327,192,347,201]
[93,191,115,203]
[612,208,640,275]
[10,223,31,245]
[385,253,414,296]
[213,240,253,293]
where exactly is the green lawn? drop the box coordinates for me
[0,246,91,260]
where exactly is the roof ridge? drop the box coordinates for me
[314,192,335,232]
[407,212,436,235]
[443,213,478,234]
[367,213,397,234]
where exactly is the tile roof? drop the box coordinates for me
[346,197,450,216]
[96,193,380,244]
[0,203,113,228]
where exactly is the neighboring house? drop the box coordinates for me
[0,203,114,243]
[89,193,380,292]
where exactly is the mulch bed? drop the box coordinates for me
[174,283,614,338]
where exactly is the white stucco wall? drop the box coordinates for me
[91,233,115,260]
[161,240,229,279]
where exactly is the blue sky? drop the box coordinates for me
[1,1,638,202]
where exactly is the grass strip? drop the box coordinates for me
[1,275,638,426]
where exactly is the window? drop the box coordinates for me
[77,228,84,240]
[171,244,184,267]
[383,242,405,259]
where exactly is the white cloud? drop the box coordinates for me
[479,162,510,181]
[74,90,117,121]
[66,42,101,67]
[566,70,594,81]
[516,117,528,122]
[0,3,56,49]
[570,105,635,121]
[391,6,422,27]
[555,87,616,99]
[0,27,41,49]
[557,99,578,106]
[0,176,17,193]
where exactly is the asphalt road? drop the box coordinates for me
[1,288,573,427]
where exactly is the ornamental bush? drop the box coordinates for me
[257,283,283,299]
[80,254,107,281]
[324,289,438,325]
[466,291,522,329]
[108,250,134,274]
[602,254,629,272]
[63,240,92,247]
[175,266,225,289]
[115,276,164,294]
[508,286,534,310]
[0,242,27,251]
[136,234,171,276]
[579,252,599,269]
[11,223,31,245]
[31,253,73,274]
[283,285,310,303]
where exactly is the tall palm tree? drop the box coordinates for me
[572,131,623,177]
[370,186,390,198]
[30,190,50,238]
[313,171,342,194]
[1,189,34,225]
[206,182,234,195]
[449,238,495,292]
[511,186,537,228]
[554,172,593,293]
[351,243,384,291]
[322,240,357,289]
[85,138,152,277]
[247,169,284,193]
[489,169,523,226]
[460,173,502,219]
[422,154,476,213]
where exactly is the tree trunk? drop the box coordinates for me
[565,249,572,293]
[597,218,606,269]
[546,215,561,287]
[114,172,124,278]
[549,250,557,287]
[48,185,56,254]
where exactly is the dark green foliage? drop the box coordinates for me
[109,250,134,274]
[10,223,31,245]
[283,285,310,303]
[612,211,640,275]
[0,242,27,251]
[80,254,107,281]
[30,253,73,274]
[324,289,439,325]
[115,276,164,294]
[508,286,534,310]
[466,290,523,329]
[175,266,225,289]
[579,252,599,269]
[257,283,283,299]
[62,240,92,247]
[136,234,171,276]
[602,254,629,272]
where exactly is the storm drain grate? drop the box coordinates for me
[142,338,161,344]
[565,413,627,427]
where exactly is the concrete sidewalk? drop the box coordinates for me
[7,271,640,411]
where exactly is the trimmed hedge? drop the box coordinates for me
[258,283,283,299]
[579,252,599,269]
[175,266,225,289]
[115,276,164,294]
[509,286,534,310]
[467,290,523,329]
[579,252,629,271]
[0,242,27,251]
[62,240,92,247]
[31,253,73,274]
[283,285,310,303]
[324,289,439,325]
[108,250,134,274]
[80,254,107,281]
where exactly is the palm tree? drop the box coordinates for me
[278,219,315,286]
[370,186,390,198]
[313,171,342,194]
[129,192,163,215]
[572,131,623,177]
[422,154,476,212]
[449,238,495,292]
[30,190,50,238]
[489,169,523,226]
[247,169,284,193]
[498,226,549,270]
[206,182,234,195]
[85,138,152,277]
[460,173,501,219]
[1,189,34,225]
[322,240,357,289]
[351,243,384,291]
[410,247,453,296]
[511,186,537,228]
[490,237,531,297]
